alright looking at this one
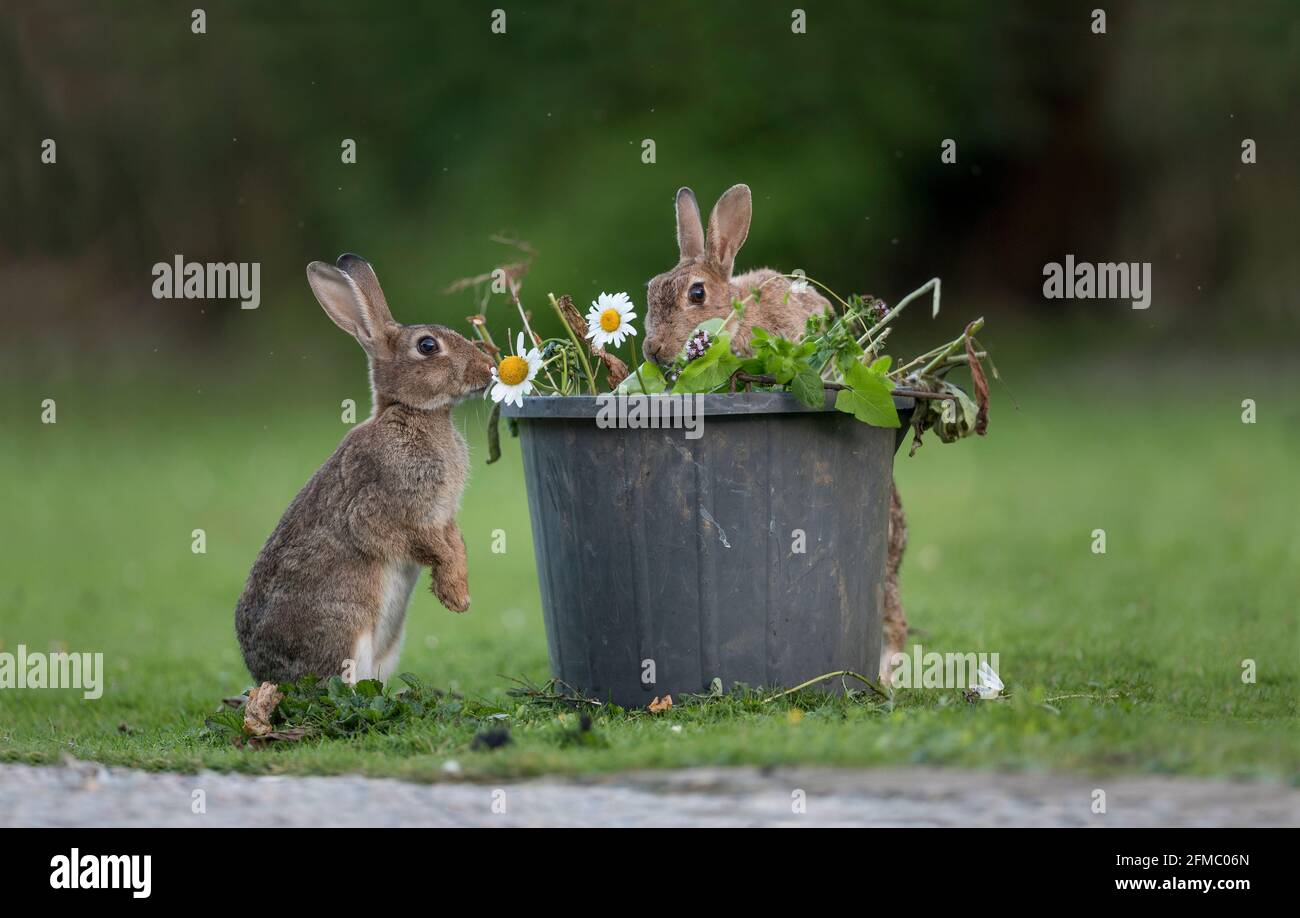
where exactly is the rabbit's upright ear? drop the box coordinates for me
[335,254,395,327]
[675,187,704,261]
[706,183,752,278]
[306,254,394,354]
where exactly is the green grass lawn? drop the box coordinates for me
[1,354,1296,783]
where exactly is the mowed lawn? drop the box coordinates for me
[1,354,1296,783]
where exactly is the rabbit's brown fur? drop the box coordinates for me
[644,185,831,361]
[235,254,494,684]
[645,185,909,681]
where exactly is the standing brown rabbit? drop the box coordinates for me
[235,254,495,685]
[645,184,910,681]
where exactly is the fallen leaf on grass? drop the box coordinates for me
[243,681,284,736]
[648,695,673,714]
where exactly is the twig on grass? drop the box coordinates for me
[1043,691,1120,703]
[503,674,604,708]
[762,670,891,703]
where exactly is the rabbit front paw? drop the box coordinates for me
[433,575,471,613]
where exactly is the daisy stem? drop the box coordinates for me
[538,351,569,392]
[511,298,561,393]
[549,293,597,395]
[513,296,537,346]
[540,361,561,394]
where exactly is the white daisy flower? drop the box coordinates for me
[489,332,543,408]
[585,292,637,349]
[972,661,1004,700]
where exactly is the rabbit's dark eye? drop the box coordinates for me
[688,282,705,305]
[417,336,439,355]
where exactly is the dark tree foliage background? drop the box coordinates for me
[3,0,1296,376]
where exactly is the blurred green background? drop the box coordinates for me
[4,0,1297,361]
[1,1,1296,777]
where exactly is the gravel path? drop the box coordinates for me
[4,759,1296,827]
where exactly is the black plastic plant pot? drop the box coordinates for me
[501,391,915,708]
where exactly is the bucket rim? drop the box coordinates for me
[500,390,915,420]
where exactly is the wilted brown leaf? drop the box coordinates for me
[964,331,989,436]
[598,351,629,387]
[648,695,673,714]
[243,681,284,737]
[486,401,503,465]
[556,294,588,338]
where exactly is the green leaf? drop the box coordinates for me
[869,355,892,374]
[790,365,824,408]
[615,361,667,394]
[835,362,900,428]
[834,339,865,373]
[763,351,799,384]
[326,676,352,704]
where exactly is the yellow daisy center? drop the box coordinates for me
[599,308,622,332]
[498,355,529,386]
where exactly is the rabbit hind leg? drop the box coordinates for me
[348,630,377,683]
[879,481,909,683]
